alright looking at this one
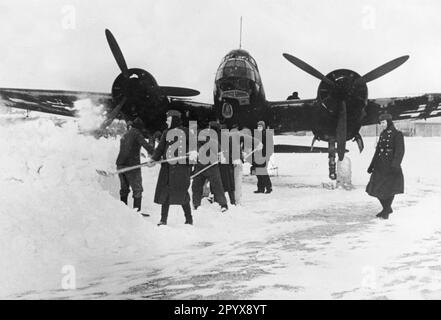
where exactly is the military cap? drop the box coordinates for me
[166,109,182,118]
[379,113,392,121]
[257,120,266,129]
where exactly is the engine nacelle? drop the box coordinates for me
[312,69,368,142]
[111,68,158,104]
[317,69,368,114]
[110,68,167,127]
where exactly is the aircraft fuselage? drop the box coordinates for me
[213,49,267,129]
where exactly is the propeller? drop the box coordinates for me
[283,53,334,87]
[283,53,409,161]
[105,29,129,79]
[160,86,200,97]
[102,29,133,129]
[101,29,200,131]
[356,55,409,84]
[98,96,127,131]
[335,100,347,161]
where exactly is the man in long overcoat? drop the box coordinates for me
[366,113,405,219]
[148,110,196,226]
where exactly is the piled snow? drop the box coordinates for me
[0,118,270,297]
[0,119,142,296]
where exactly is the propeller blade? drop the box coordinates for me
[283,53,334,87]
[105,29,129,78]
[160,86,200,97]
[359,55,409,84]
[336,100,347,161]
[99,96,127,130]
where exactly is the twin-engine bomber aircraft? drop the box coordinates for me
[1,29,441,179]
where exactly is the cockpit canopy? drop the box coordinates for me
[216,58,257,82]
[222,49,258,68]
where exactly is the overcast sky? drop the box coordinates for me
[0,0,440,103]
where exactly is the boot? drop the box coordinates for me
[228,191,236,205]
[159,204,169,225]
[255,175,265,193]
[379,212,390,220]
[377,199,387,218]
[221,205,228,212]
[183,203,193,225]
[264,175,272,193]
[120,195,128,205]
[134,197,150,217]
[385,196,394,215]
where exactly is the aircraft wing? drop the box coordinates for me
[0,87,112,117]
[168,98,215,124]
[363,93,441,125]
[274,144,330,153]
[267,99,319,133]
[268,99,333,154]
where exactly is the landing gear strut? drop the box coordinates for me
[328,139,337,180]
[353,133,364,153]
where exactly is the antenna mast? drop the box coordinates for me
[239,16,243,49]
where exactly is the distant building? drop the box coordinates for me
[360,119,441,137]
[289,119,441,138]
[0,105,27,116]
[414,120,441,137]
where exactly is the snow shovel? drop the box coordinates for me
[96,155,189,177]
[190,154,222,180]
[190,147,260,180]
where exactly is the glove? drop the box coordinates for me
[219,153,227,164]
[188,150,198,162]
[233,159,242,166]
[146,159,156,168]
[367,165,374,174]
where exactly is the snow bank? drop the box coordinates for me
[0,118,270,297]
[0,119,145,295]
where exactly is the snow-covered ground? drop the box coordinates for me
[1,115,441,299]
